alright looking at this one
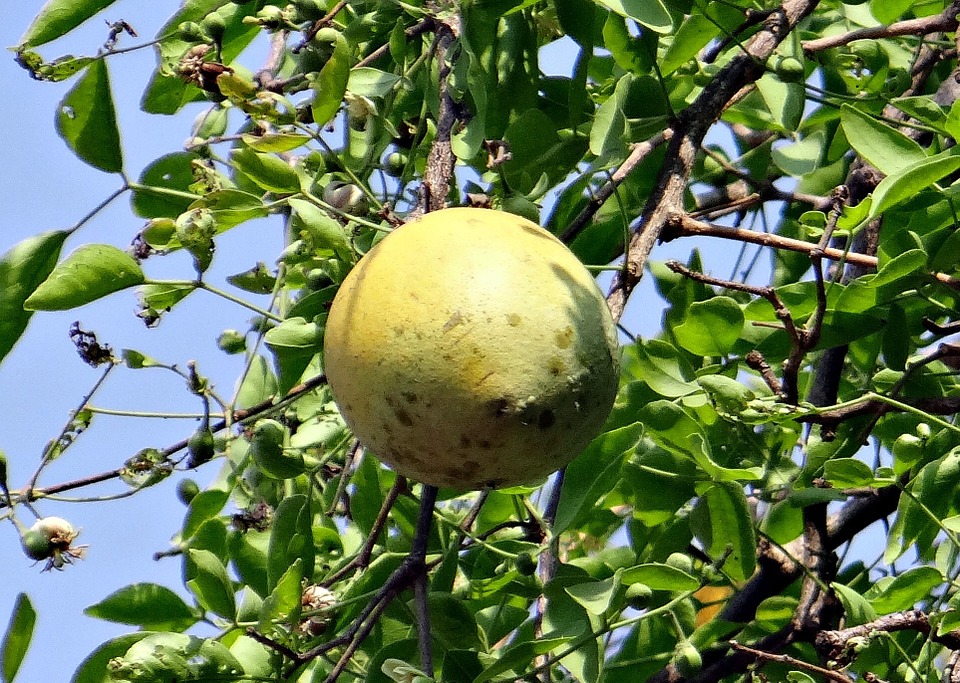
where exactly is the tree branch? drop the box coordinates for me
[605,0,822,322]
[802,4,960,52]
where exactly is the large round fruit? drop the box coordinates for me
[324,207,620,490]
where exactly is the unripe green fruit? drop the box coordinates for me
[177,478,201,505]
[21,517,78,563]
[187,427,216,467]
[673,640,702,678]
[665,552,695,575]
[292,0,326,21]
[22,529,53,561]
[625,583,653,609]
[324,207,620,490]
[775,56,805,83]
[217,329,247,354]
[515,551,538,576]
[250,419,305,479]
[200,13,227,42]
[384,151,408,177]
[892,433,924,468]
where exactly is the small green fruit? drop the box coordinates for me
[625,583,653,609]
[775,56,805,83]
[515,551,538,576]
[200,13,227,42]
[673,640,702,678]
[21,529,53,561]
[176,478,201,505]
[665,552,695,575]
[187,428,216,467]
[384,151,408,177]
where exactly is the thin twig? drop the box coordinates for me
[560,131,673,244]
[802,5,960,52]
[322,475,406,586]
[730,641,854,683]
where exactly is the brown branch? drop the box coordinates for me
[414,17,461,216]
[664,212,879,269]
[730,641,854,683]
[322,475,406,586]
[746,350,783,395]
[605,0,822,322]
[801,4,960,52]
[560,130,673,244]
[816,609,960,666]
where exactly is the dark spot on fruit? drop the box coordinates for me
[395,408,413,426]
[538,409,556,429]
[392,325,406,336]
[547,356,565,376]
[401,391,418,404]
[442,310,464,333]
[462,460,480,473]
[507,313,522,327]
[460,434,472,448]
[555,327,574,349]
[479,439,492,449]
[492,398,510,418]
[385,396,396,408]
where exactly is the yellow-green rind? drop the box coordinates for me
[324,207,620,490]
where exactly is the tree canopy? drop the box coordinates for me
[5,0,960,682]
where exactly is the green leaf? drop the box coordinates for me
[886,450,960,563]
[289,198,352,259]
[867,150,960,223]
[840,104,926,175]
[231,147,301,194]
[620,563,700,591]
[672,296,744,356]
[473,637,572,683]
[131,153,204,219]
[831,582,876,627]
[84,584,197,631]
[823,458,876,488]
[596,0,672,33]
[258,559,303,631]
[2,594,35,683]
[268,494,314,592]
[264,317,323,358]
[25,244,144,311]
[867,566,944,614]
[590,73,631,157]
[0,231,68,364]
[19,0,119,48]
[311,29,351,125]
[565,575,620,616]
[626,340,698,398]
[425,593,482,650]
[70,633,147,683]
[55,60,123,173]
[348,67,401,98]
[555,422,643,534]
[186,549,236,620]
[690,482,757,582]
[241,132,311,153]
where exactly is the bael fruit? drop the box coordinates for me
[324,207,620,490]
